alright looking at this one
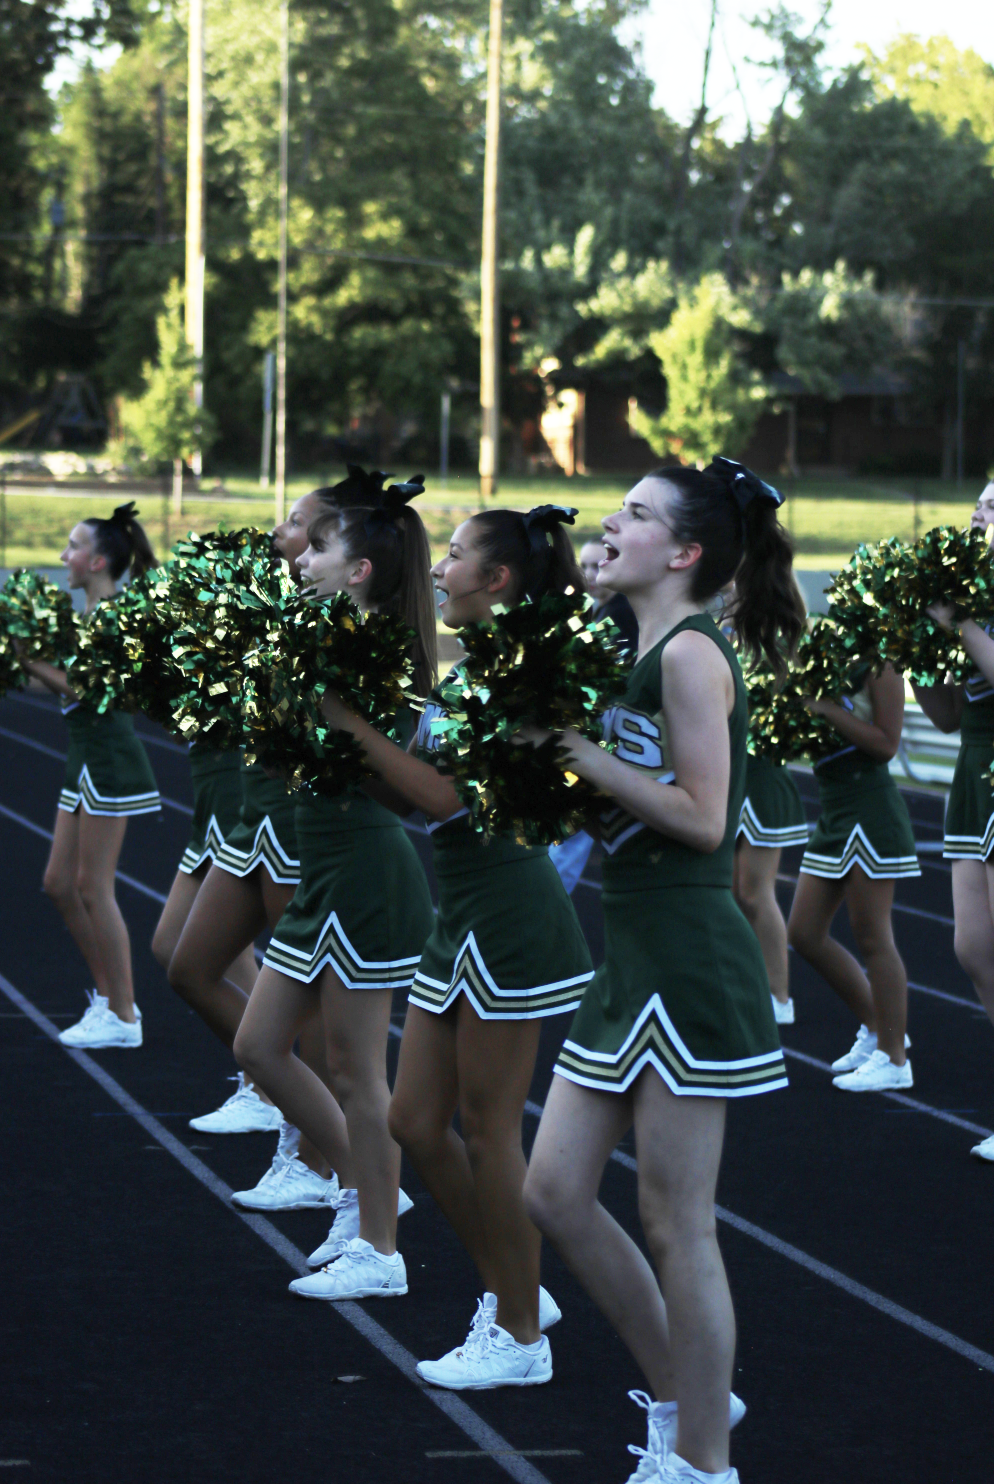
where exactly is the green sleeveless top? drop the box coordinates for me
[597,611,747,889]
[960,626,994,744]
[415,672,539,865]
[812,666,892,787]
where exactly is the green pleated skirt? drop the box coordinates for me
[737,756,809,850]
[944,739,994,860]
[556,880,786,1098]
[58,707,160,818]
[263,795,434,990]
[179,748,245,874]
[801,769,919,880]
[408,831,593,1021]
[214,759,300,885]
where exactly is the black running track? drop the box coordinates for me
[2,692,993,1484]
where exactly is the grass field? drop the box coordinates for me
[0,470,978,571]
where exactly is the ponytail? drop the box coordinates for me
[307,472,438,697]
[84,501,157,582]
[653,459,803,682]
[468,505,584,603]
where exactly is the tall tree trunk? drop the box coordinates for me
[172,457,184,517]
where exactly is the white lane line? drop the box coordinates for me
[7,693,188,755]
[0,802,168,906]
[0,971,553,1484]
[0,725,193,817]
[780,1046,993,1138]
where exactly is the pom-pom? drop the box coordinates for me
[242,593,417,794]
[827,526,994,685]
[746,617,856,765]
[67,569,182,726]
[431,587,628,845]
[0,569,76,665]
[0,625,24,700]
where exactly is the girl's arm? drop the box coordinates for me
[322,695,464,822]
[551,629,732,854]
[910,678,963,734]
[807,663,904,763]
[21,658,76,700]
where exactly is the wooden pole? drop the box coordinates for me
[185,0,205,490]
[478,0,502,502]
[274,0,290,525]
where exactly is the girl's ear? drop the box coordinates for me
[348,556,374,588]
[670,542,703,573]
[486,563,513,596]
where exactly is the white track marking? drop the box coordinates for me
[780,1046,994,1138]
[0,972,554,1484]
[0,725,193,816]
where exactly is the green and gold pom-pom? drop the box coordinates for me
[67,571,182,727]
[827,526,994,685]
[0,569,77,666]
[746,617,857,766]
[242,593,417,795]
[431,587,628,845]
[0,624,24,700]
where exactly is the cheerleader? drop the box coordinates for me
[786,658,916,1090]
[234,486,437,1297]
[522,461,801,1484]
[23,504,161,1048]
[733,577,809,1026]
[167,487,345,1204]
[317,507,593,1383]
[912,479,994,1160]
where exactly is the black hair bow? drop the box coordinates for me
[521,505,578,555]
[110,501,140,527]
[708,458,783,512]
[363,473,426,535]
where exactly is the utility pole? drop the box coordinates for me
[274,0,290,524]
[260,351,275,488]
[956,337,966,486]
[440,389,451,484]
[154,82,167,245]
[478,0,502,502]
[185,0,205,486]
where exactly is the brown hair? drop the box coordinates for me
[467,505,584,604]
[83,502,156,582]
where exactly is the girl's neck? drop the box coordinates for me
[83,575,117,613]
[628,587,704,655]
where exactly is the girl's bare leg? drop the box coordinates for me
[733,840,789,1001]
[455,1003,543,1343]
[152,867,257,993]
[525,1075,673,1399]
[787,871,876,1028]
[43,808,109,995]
[844,867,907,1063]
[322,977,398,1252]
[168,865,272,1046]
[952,859,994,1024]
[389,1004,497,1290]
[233,966,353,1185]
[75,812,134,1021]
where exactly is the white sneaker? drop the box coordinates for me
[416,1321,552,1391]
[831,1026,910,1074]
[658,1457,739,1483]
[231,1154,340,1211]
[306,1186,416,1268]
[288,1237,408,1300]
[58,991,142,1048]
[833,1048,913,1091]
[771,996,795,1025]
[970,1133,994,1162]
[625,1388,746,1481]
[189,1073,282,1133]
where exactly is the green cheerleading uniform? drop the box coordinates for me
[262,788,434,990]
[213,756,301,885]
[179,746,245,874]
[58,700,160,817]
[800,677,919,880]
[406,680,593,1021]
[556,613,787,1099]
[737,755,809,850]
[943,650,994,861]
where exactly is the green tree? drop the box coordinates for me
[862,34,994,154]
[120,280,214,510]
[631,274,765,466]
[759,261,897,397]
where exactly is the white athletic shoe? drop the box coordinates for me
[625,1388,747,1481]
[306,1186,416,1267]
[473,1287,562,1334]
[189,1073,282,1133]
[231,1154,340,1211]
[833,1048,913,1092]
[58,991,142,1048]
[771,995,795,1025]
[289,1237,408,1300]
[970,1133,994,1162]
[831,1026,910,1074]
[416,1320,553,1391]
[657,1457,739,1483]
